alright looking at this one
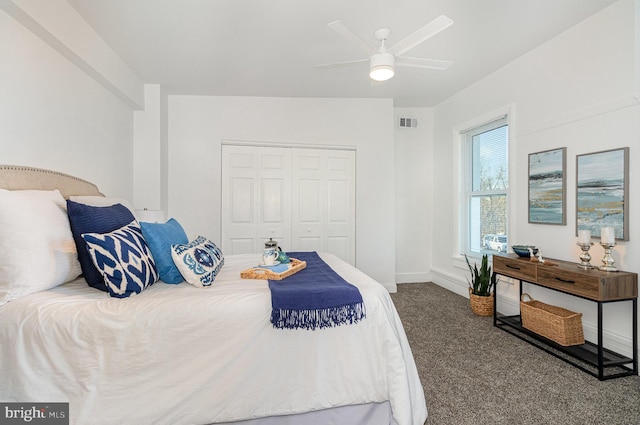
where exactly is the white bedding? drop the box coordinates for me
[0,252,426,425]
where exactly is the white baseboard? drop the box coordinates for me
[382,282,398,293]
[395,271,431,284]
[430,268,468,298]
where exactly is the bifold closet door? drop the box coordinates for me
[221,145,292,255]
[291,148,355,265]
[221,144,355,265]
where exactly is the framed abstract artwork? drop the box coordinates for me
[576,147,629,241]
[528,147,566,225]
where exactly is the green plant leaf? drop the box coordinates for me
[465,254,495,296]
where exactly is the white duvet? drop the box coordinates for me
[0,253,426,425]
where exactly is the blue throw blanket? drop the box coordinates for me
[269,252,366,330]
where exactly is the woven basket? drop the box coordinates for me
[469,288,494,317]
[520,293,584,346]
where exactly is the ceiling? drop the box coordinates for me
[67,0,619,107]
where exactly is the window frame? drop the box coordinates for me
[460,115,510,258]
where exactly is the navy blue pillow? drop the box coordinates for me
[67,200,135,291]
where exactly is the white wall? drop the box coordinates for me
[431,0,639,357]
[167,96,398,289]
[394,107,434,283]
[133,84,163,211]
[0,6,137,199]
[3,0,636,314]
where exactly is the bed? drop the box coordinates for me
[0,165,427,425]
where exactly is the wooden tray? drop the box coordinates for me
[240,258,306,280]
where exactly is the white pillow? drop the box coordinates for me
[69,195,137,219]
[171,236,224,288]
[0,189,82,305]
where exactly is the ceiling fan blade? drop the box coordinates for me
[396,57,453,70]
[388,15,453,57]
[314,58,368,70]
[328,20,377,56]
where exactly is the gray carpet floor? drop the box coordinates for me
[390,282,640,425]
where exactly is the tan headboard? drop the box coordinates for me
[0,165,103,199]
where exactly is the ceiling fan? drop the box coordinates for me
[315,15,454,82]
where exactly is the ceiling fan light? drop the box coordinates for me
[369,52,395,81]
[370,65,394,81]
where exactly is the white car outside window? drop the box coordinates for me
[488,235,507,253]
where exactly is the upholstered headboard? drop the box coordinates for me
[0,165,103,199]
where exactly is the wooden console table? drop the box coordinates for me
[493,254,638,380]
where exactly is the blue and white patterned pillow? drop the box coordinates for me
[171,236,224,288]
[67,200,136,292]
[82,221,159,298]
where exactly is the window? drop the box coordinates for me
[461,116,508,255]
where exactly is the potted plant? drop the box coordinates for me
[465,254,496,316]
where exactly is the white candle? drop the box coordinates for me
[578,229,591,244]
[600,226,615,244]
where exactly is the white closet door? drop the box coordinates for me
[221,145,291,255]
[291,148,355,265]
[221,144,355,265]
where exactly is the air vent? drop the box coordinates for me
[399,117,418,128]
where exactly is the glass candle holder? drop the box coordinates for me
[576,241,595,269]
[598,242,617,272]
